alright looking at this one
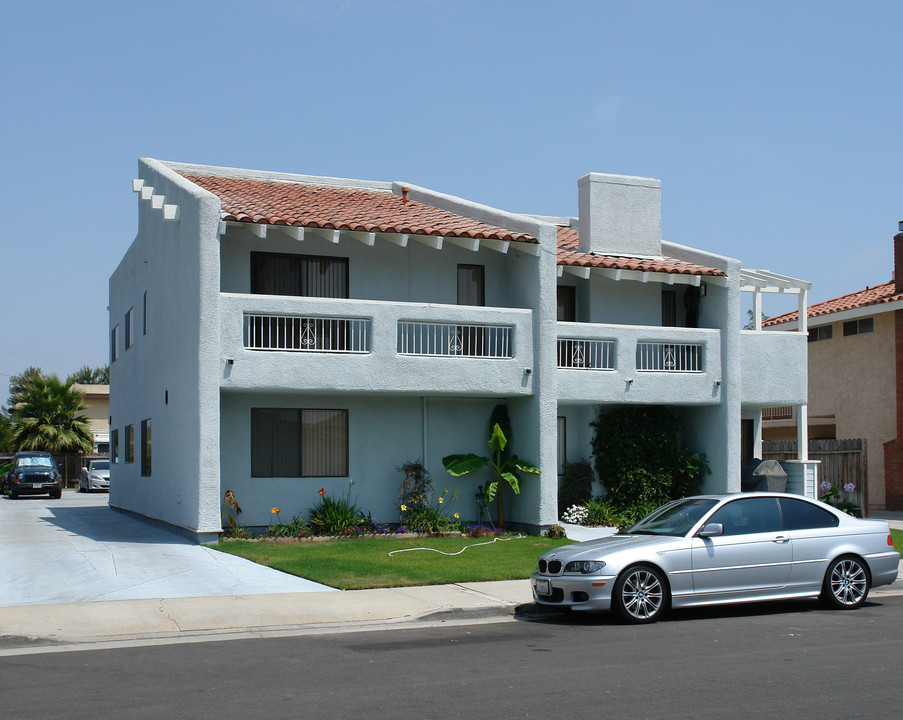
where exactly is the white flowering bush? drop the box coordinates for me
[561,504,589,524]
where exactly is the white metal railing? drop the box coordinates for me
[636,342,703,373]
[244,314,370,353]
[557,339,615,370]
[762,406,794,420]
[397,322,512,358]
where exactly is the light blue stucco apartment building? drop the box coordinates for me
[109,159,815,542]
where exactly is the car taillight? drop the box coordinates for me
[889,535,895,547]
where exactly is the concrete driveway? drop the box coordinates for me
[0,490,333,607]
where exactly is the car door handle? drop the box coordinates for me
[772,536,790,544]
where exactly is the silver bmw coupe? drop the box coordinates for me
[532,493,900,623]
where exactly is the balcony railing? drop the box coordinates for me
[244,314,370,353]
[397,322,512,359]
[763,406,794,421]
[636,342,702,373]
[557,339,615,370]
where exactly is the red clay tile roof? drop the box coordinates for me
[179,173,538,244]
[764,280,903,326]
[556,227,724,276]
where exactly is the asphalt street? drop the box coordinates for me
[1,595,901,720]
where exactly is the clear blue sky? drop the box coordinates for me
[2,0,900,395]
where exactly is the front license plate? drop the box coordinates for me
[32,483,44,489]
[534,578,551,596]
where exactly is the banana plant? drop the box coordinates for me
[443,423,540,528]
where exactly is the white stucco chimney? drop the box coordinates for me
[578,173,662,257]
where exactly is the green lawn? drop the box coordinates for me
[891,528,903,558]
[215,535,574,590]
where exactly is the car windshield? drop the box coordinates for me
[91,461,110,470]
[16,456,54,469]
[628,498,719,537]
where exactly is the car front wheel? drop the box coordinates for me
[822,555,870,609]
[613,565,668,623]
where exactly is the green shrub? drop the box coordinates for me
[545,524,567,539]
[398,460,433,512]
[309,482,366,535]
[557,459,594,517]
[590,406,709,514]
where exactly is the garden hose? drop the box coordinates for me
[388,534,524,558]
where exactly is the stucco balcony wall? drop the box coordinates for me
[740,330,807,406]
[556,322,723,404]
[219,293,534,396]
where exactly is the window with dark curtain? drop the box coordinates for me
[457,264,485,306]
[251,253,348,298]
[251,408,348,477]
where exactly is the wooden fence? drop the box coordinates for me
[763,438,867,516]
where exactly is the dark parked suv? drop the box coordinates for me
[2,451,63,499]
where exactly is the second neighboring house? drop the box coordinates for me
[764,223,903,511]
[109,160,814,541]
[71,383,110,454]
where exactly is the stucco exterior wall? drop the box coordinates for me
[807,312,895,508]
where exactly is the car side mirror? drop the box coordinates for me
[697,522,724,538]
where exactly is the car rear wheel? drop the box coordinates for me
[822,555,870,609]
[613,565,668,623]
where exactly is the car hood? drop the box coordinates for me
[542,534,678,562]
[89,470,110,479]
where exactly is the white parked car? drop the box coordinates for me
[79,460,110,492]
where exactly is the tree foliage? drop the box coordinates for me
[443,406,541,527]
[66,365,110,385]
[590,406,709,512]
[10,373,93,453]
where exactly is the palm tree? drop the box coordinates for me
[11,374,94,453]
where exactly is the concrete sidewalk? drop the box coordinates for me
[0,580,534,652]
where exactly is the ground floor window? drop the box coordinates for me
[112,429,119,463]
[141,418,152,476]
[125,424,134,464]
[251,408,348,477]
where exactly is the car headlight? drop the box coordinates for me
[565,560,606,574]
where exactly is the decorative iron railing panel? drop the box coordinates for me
[556,339,615,370]
[636,342,703,373]
[244,314,370,353]
[397,322,512,358]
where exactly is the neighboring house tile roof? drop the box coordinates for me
[180,173,538,244]
[556,227,724,276]
[764,280,903,326]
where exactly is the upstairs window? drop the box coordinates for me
[843,318,874,337]
[457,265,485,307]
[557,286,576,322]
[251,252,349,298]
[808,325,833,343]
[661,291,676,327]
[111,325,119,362]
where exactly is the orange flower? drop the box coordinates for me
[270,507,280,514]
[318,488,325,496]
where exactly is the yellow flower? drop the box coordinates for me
[270,507,280,514]
[454,512,460,519]
[400,504,407,511]
[438,497,444,504]
[443,489,448,494]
